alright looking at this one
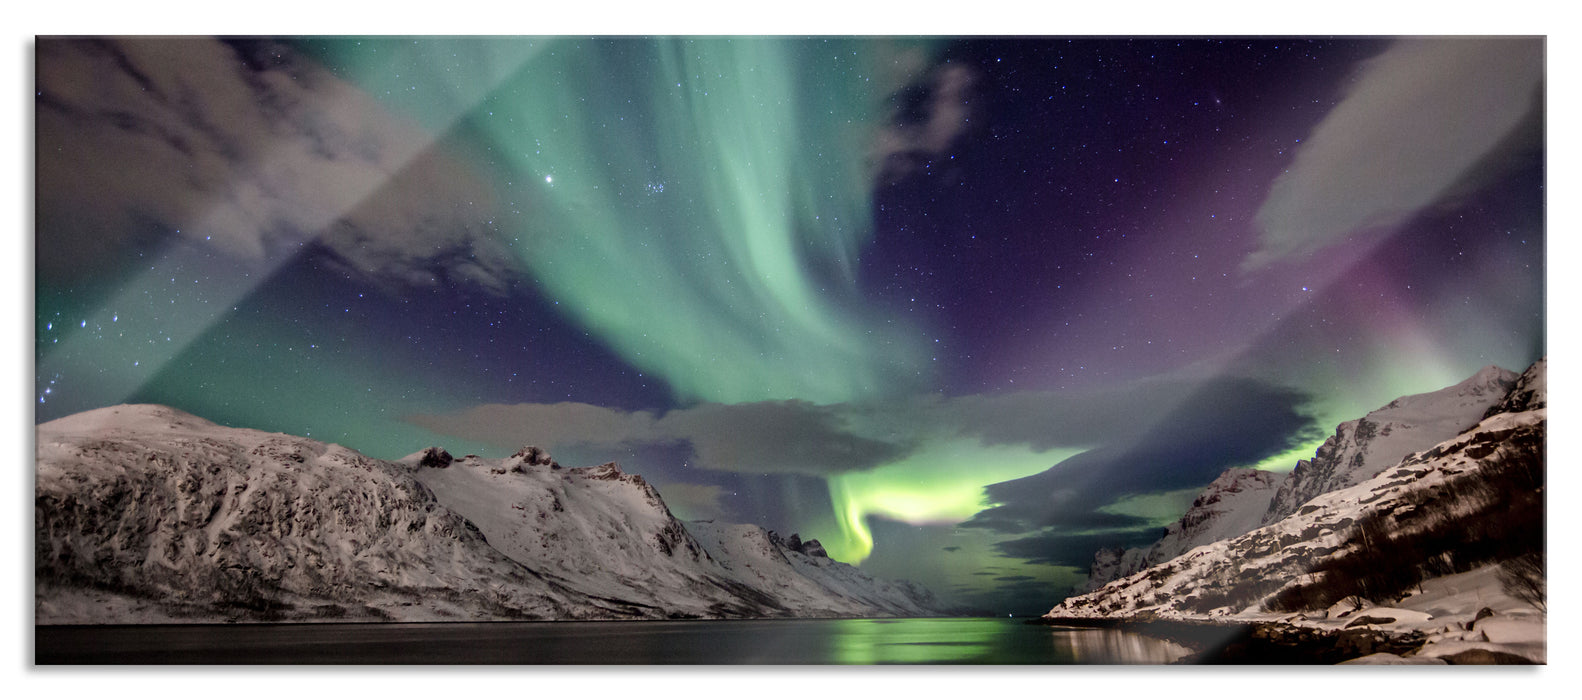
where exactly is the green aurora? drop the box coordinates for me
[303,37,1018,564]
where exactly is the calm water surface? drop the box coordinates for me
[37,618,1192,665]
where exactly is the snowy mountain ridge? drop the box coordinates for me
[404,446,938,619]
[34,405,938,623]
[1261,364,1517,524]
[1079,468,1281,593]
[1078,365,1516,593]
[1047,358,1547,663]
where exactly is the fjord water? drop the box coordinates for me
[37,618,1191,664]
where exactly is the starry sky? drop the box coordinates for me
[34,36,1545,614]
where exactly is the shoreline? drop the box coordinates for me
[1037,616,1448,664]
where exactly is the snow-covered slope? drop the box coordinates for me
[1261,365,1516,524]
[1079,468,1280,592]
[1079,367,1515,594]
[406,450,938,618]
[1046,358,1546,662]
[34,405,603,623]
[1080,547,1151,595]
[1050,408,1543,619]
[35,406,939,623]
[687,521,938,616]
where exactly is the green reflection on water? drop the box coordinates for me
[829,618,1004,664]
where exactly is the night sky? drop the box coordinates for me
[34,36,1545,614]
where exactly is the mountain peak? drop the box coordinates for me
[509,445,561,469]
[38,403,218,435]
[1449,364,1520,399]
[1261,364,1518,524]
[1482,357,1546,419]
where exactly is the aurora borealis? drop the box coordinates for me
[34,35,1545,613]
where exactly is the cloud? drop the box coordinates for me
[961,376,1320,536]
[959,507,1155,534]
[651,482,727,522]
[406,376,1316,582]
[1245,38,1543,270]
[409,375,1317,495]
[994,528,1164,569]
[871,63,976,183]
[406,399,914,477]
[657,402,916,475]
[405,401,664,448]
[35,37,517,291]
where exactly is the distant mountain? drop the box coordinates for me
[1047,359,1546,639]
[1079,468,1280,593]
[1077,364,1519,593]
[34,405,938,623]
[404,448,938,619]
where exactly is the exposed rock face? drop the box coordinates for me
[770,531,830,559]
[1079,468,1281,592]
[35,405,941,623]
[417,447,453,469]
[1261,365,1517,525]
[509,445,560,470]
[1482,357,1546,419]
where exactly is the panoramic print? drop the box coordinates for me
[34,35,1544,664]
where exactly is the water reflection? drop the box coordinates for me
[1059,628,1194,665]
[826,619,1192,664]
[37,618,1194,664]
[830,618,1000,664]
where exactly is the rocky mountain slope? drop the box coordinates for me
[35,405,937,623]
[1046,358,1546,663]
[1078,365,1519,593]
[1079,468,1280,593]
[1261,365,1517,524]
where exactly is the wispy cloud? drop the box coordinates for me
[1245,38,1543,270]
[993,528,1165,569]
[650,482,728,521]
[871,63,976,183]
[406,399,914,477]
[962,377,1320,537]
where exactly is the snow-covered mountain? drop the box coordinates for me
[1046,358,1546,663]
[405,448,938,619]
[1261,365,1517,524]
[1079,468,1280,593]
[1078,366,1514,593]
[34,405,938,623]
